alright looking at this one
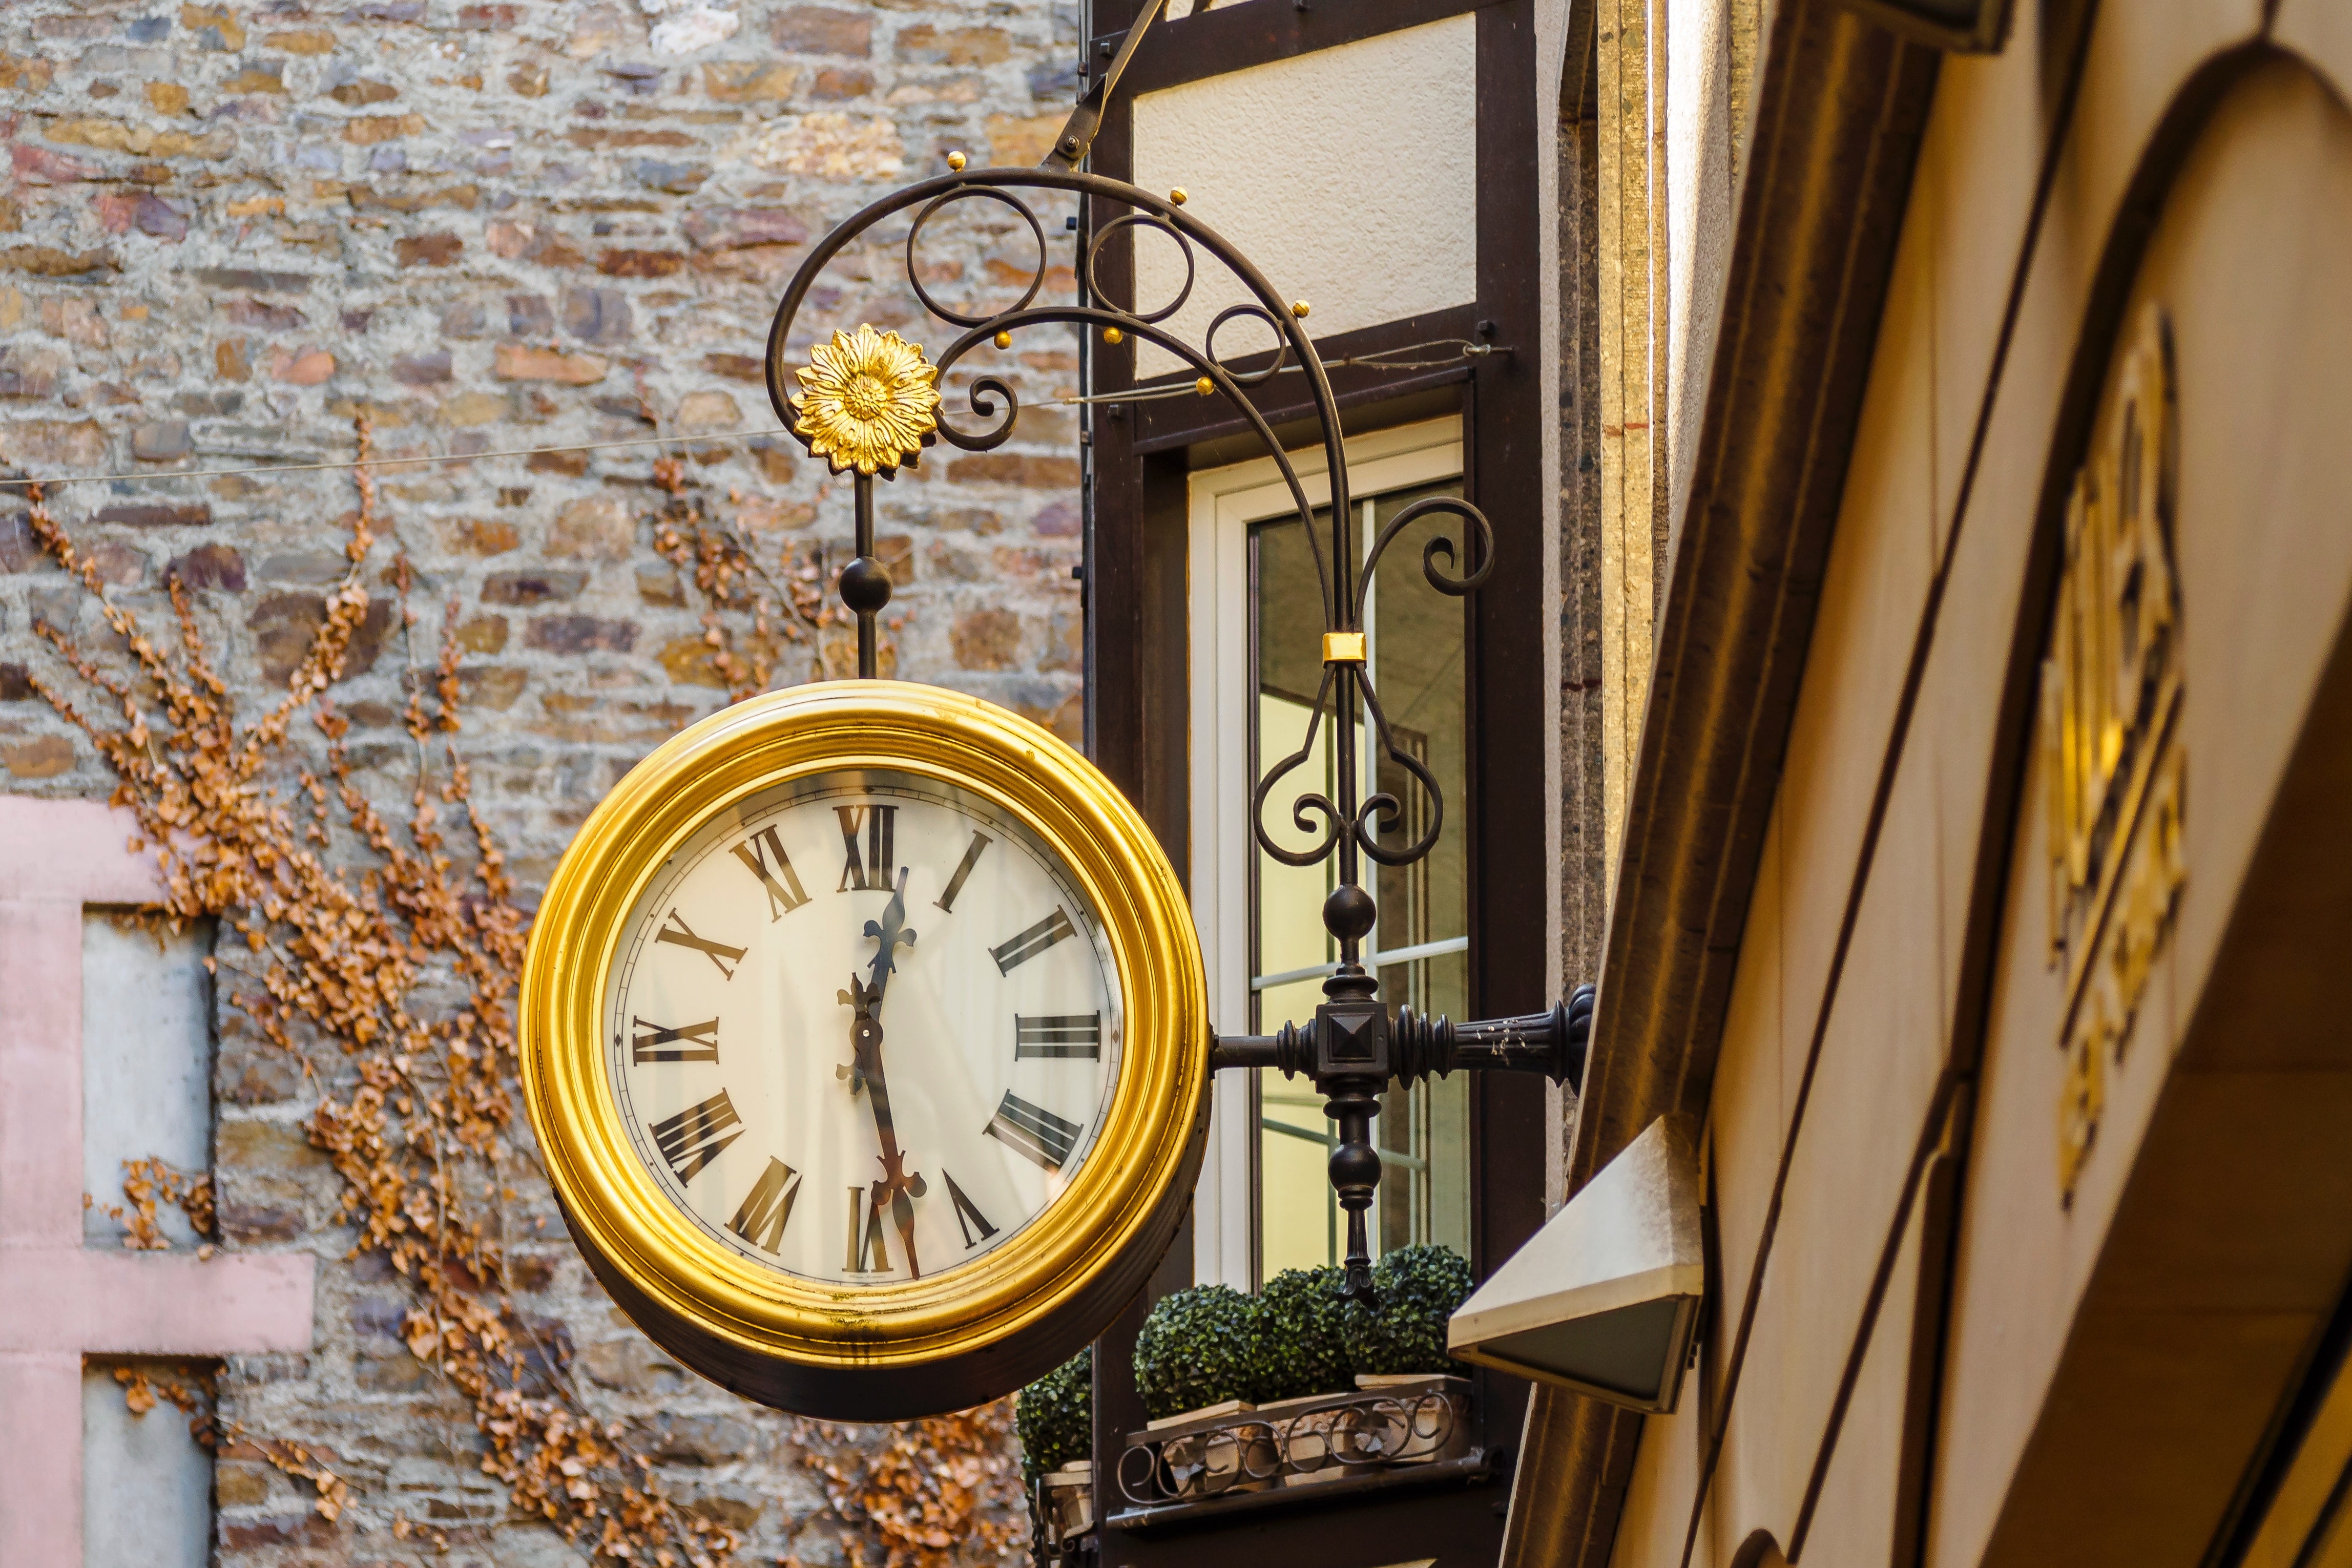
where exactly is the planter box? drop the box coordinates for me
[1038,1461,1093,1543]
[1115,1377,1471,1511]
[1128,1398,1281,1500]
[1143,1398,1255,1430]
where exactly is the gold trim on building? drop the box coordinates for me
[2043,304,2187,1203]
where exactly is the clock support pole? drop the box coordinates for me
[838,474,890,680]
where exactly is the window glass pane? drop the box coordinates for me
[1252,511,1341,1277]
[1248,479,1470,1282]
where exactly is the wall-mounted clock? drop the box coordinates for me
[521,681,1209,1420]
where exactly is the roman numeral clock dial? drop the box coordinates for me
[604,773,1123,1286]
[525,683,1205,1420]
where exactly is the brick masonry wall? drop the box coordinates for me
[0,0,1086,1559]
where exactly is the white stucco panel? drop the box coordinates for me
[1130,15,1479,379]
[84,1362,212,1568]
[82,913,214,1248]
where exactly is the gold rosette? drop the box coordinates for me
[787,324,943,478]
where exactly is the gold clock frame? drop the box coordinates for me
[520,681,1209,1420]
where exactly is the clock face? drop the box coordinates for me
[602,768,1124,1286]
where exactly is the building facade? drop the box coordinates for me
[1509,5,2352,1568]
[0,1,1083,1561]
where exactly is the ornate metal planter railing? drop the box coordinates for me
[1103,1376,1479,1529]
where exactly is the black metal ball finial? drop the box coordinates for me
[1322,883,1377,945]
[839,554,893,615]
[1326,1136,1382,1191]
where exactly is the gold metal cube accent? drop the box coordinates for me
[1322,631,1366,664]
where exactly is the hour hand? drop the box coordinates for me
[836,975,877,1095]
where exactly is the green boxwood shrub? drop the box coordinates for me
[1015,1346,1093,1482]
[1129,1247,1474,1420]
[1132,1284,1266,1419]
[1255,1266,1363,1400]
[1350,1243,1475,1375]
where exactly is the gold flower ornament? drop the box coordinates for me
[788,324,943,478]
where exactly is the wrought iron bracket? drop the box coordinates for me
[762,157,1565,1308]
[1209,983,1594,1086]
[1044,0,1167,171]
[1210,981,1592,1303]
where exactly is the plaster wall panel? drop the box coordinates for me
[1907,292,2056,1048]
[81,914,214,1248]
[1910,7,2064,552]
[1920,722,2071,1568]
[1906,133,2093,1063]
[1917,1,2262,556]
[1722,742,1946,1546]
[1928,59,2352,1568]
[2157,70,2352,1055]
[1903,0,2257,1051]
[1780,1183,1925,1568]
[84,1360,211,1568]
[1915,556,2024,1055]
[1759,215,1939,1134]
[2275,0,2352,105]
[1704,806,1786,1377]
[1900,10,2268,1053]
[1698,808,1794,1548]
[1965,901,2352,1556]
[1128,15,1477,379]
[1609,1383,1713,1568]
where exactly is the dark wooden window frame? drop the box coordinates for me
[1076,0,1552,1560]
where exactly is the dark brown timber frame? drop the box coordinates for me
[1501,3,1944,1564]
[1077,0,1552,1562]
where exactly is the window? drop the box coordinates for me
[1187,419,1470,1287]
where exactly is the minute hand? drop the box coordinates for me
[845,869,924,1277]
[864,867,918,999]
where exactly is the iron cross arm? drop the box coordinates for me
[1209,982,1593,1303]
[1207,982,1593,1086]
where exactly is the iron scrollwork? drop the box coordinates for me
[765,160,1591,1306]
[1113,1385,1469,1511]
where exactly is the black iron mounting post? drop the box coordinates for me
[767,161,1590,1309]
[841,473,888,680]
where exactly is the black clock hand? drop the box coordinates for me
[863,866,917,998]
[838,868,926,1276]
[836,868,915,1093]
[837,984,929,1279]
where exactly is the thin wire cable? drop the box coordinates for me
[0,425,796,491]
[1053,340,1510,408]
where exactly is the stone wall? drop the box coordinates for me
[0,0,1085,1559]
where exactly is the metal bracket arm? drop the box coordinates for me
[1044,0,1169,170]
[1208,982,1594,1088]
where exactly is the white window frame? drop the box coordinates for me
[1185,415,1466,1289]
